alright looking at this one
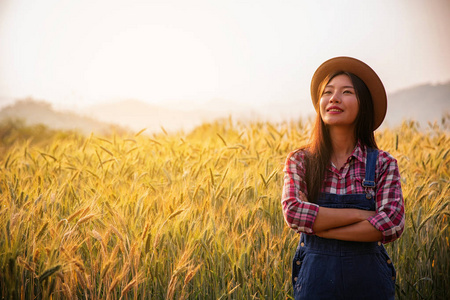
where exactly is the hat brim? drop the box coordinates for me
[310,56,387,130]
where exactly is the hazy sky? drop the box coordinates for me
[1,0,449,114]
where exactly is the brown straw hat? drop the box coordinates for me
[310,56,387,130]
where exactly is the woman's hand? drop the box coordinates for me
[298,191,308,202]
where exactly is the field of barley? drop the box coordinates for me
[0,117,449,299]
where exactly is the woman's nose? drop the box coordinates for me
[329,92,341,103]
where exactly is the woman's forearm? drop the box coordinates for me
[315,220,383,242]
[312,206,375,233]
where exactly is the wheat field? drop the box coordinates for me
[0,117,449,299]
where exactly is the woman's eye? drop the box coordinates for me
[343,90,353,94]
[323,90,331,95]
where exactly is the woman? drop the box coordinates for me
[281,57,405,300]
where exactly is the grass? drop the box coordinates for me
[0,117,449,299]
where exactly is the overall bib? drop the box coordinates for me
[292,149,396,300]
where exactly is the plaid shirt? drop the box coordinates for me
[281,141,405,243]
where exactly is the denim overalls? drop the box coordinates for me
[292,149,396,300]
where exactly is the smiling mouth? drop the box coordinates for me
[327,108,343,112]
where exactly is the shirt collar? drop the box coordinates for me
[327,140,366,172]
[351,140,366,163]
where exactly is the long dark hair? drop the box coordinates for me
[304,71,378,203]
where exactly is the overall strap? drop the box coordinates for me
[362,148,378,199]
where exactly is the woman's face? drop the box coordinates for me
[319,74,359,129]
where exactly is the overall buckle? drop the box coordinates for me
[362,180,375,188]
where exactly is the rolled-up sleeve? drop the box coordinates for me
[367,153,405,243]
[281,150,319,234]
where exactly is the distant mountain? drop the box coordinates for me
[1,82,448,134]
[0,98,120,134]
[81,98,242,132]
[384,82,450,127]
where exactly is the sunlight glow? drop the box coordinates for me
[0,0,449,113]
[82,26,219,102]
